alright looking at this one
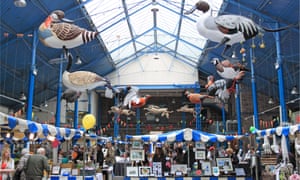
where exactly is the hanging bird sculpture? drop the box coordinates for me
[131,95,151,109]
[184,90,214,104]
[62,47,111,92]
[38,10,98,49]
[184,1,298,56]
[211,58,248,80]
[205,75,237,103]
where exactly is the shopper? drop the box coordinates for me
[105,141,116,166]
[152,145,167,174]
[96,144,104,168]
[24,147,50,180]
[0,147,15,180]
[14,148,31,180]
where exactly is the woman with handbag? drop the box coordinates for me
[0,147,15,180]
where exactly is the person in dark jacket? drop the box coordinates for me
[24,147,50,180]
[96,144,104,168]
[153,146,167,174]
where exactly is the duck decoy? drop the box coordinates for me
[211,58,247,80]
[185,1,298,56]
[184,90,214,104]
[121,86,140,109]
[120,86,151,109]
[38,10,98,49]
[131,94,151,109]
[62,48,111,92]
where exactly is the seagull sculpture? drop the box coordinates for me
[185,1,298,56]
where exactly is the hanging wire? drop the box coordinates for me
[2,33,9,94]
[13,38,20,98]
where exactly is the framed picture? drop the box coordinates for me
[60,168,72,176]
[130,149,145,161]
[51,165,60,175]
[132,141,143,149]
[235,168,246,176]
[71,169,79,176]
[216,158,233,171]
[139,166,151,177]
[171,164,187,174]
[195,150,206,160]
[126,166,139,177]
[201,161,212,176]
[265,165,276,173]
[195,142,205,149]
[152,162,162,176]
[212,166,220,176]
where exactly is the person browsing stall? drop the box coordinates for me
[24,147,50,180]
[14,148,31,180]
[105,141,116,166]
[0,147,15,180]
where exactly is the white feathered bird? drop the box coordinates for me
[271,134,280,154]
[184,0,298,56]
[262,135,272,155]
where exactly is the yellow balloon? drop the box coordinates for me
[82,114,96,130]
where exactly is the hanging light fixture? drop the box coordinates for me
[19,92,27,101]
[291,86,298,95]
[231,51,237,58]
[14,0,27,7]
[75,56,82,65]
[44,100,48,107]
[171,98,176,104]
[268,97,274,104]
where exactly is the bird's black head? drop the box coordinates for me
[50,10,65,22]
[196,1,210,13]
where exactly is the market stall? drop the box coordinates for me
[251,124,300,179]
[124,128,248,179]
[0,112,108,180]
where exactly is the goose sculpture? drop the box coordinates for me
[185,1,297,56]
[38,10,98,49]
[211,58,247,80]
[62,48,111,92]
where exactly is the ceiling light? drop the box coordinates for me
[47,135,55,141]
[153,54,159,60]
[291,86,298,95]
[268,97,274,104]
[44,101,48,107]
[172,98,176,104]
[32,67,38,76]
[29,133,35,140]
[231,51,236,58]
[14,0,26,7]
[19,92,27,101]
[75,56,82,65]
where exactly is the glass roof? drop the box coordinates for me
[84,0,223,69]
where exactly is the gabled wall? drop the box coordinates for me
[107,53,198,85]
